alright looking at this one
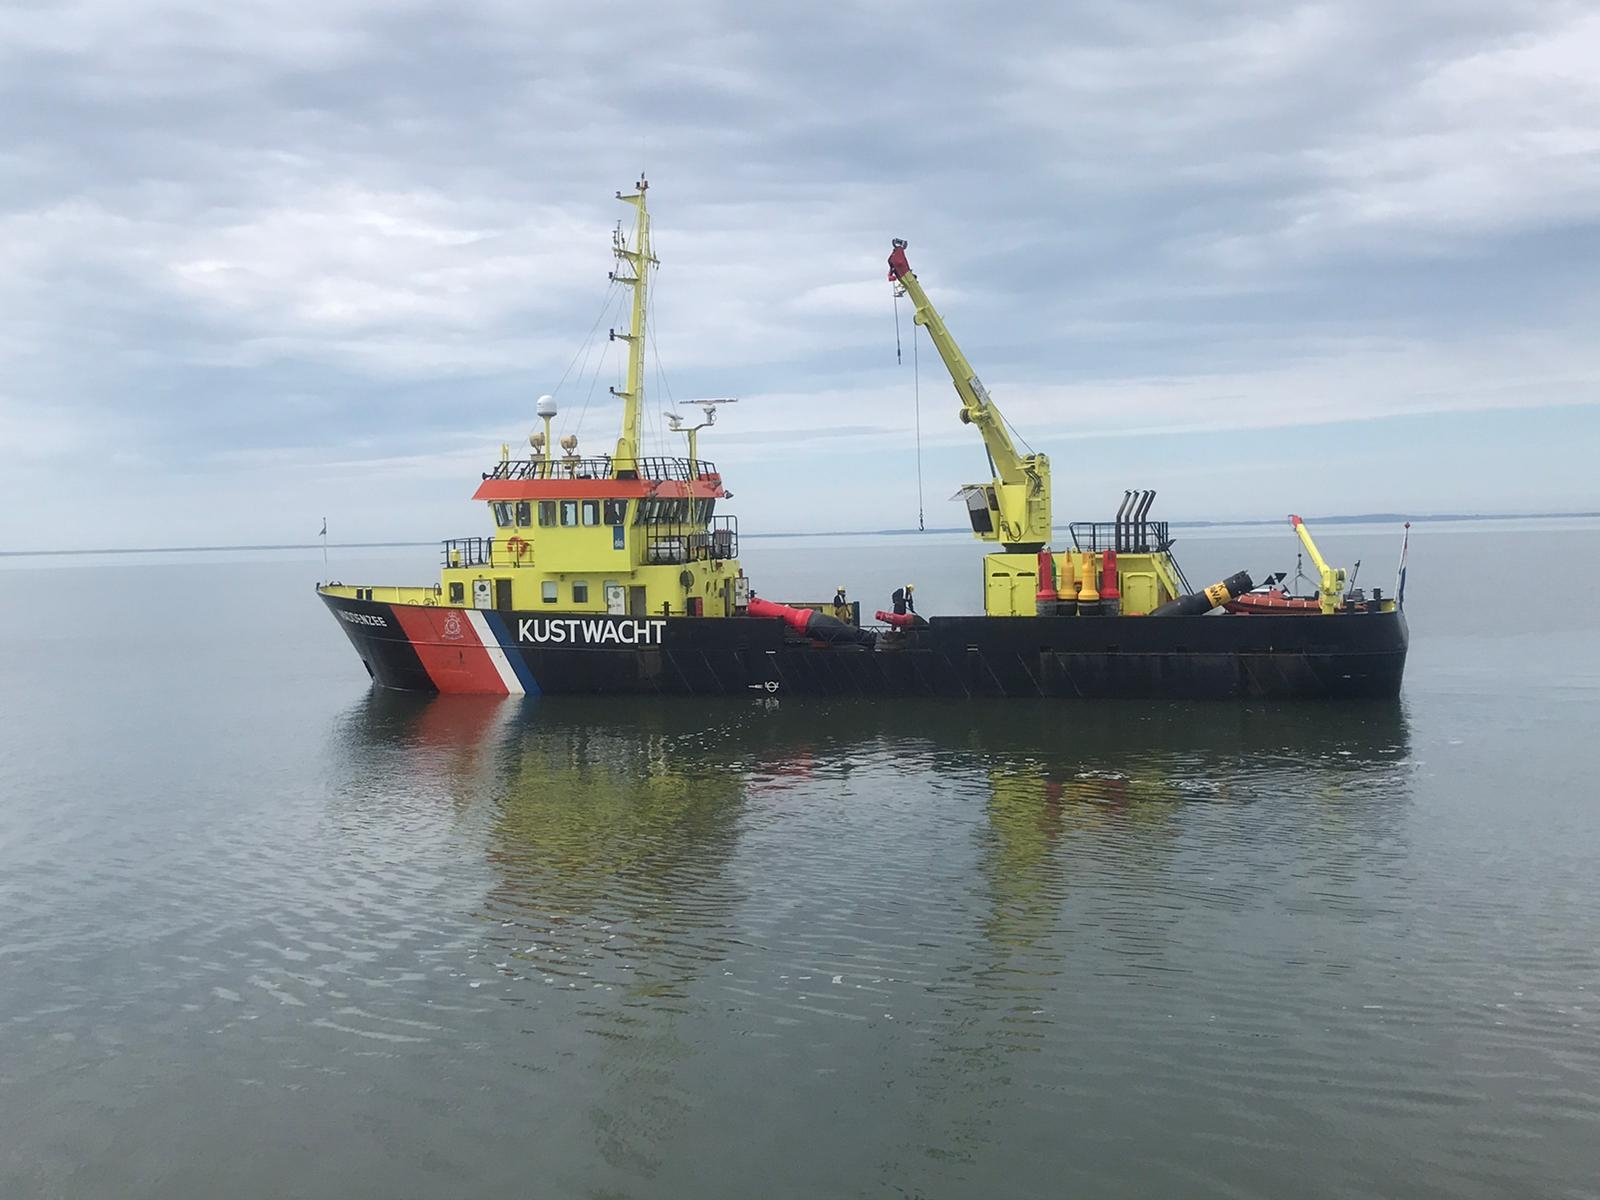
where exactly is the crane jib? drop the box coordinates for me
[886,235,1053,552]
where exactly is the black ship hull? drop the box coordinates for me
[321,594,1408,700]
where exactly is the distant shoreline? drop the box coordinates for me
[760,511,1600,539]
[0,541,434,558]
[3,511,1596,557]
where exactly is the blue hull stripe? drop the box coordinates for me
[482,612,541,695]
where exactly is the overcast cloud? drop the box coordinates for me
[2,0,1597,547]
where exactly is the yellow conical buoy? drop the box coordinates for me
[1078,552,1100,607]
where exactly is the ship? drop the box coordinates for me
[318,180,1409,699]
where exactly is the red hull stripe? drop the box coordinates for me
[390,606,510,694]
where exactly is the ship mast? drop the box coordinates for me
[608,177,656,476]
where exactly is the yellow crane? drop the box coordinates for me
[1290,515,1348,614]
[888,240,1052,552]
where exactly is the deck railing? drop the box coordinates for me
[643,516,739,565]
[319,582,444,605]
[1068,519,1172,554]
[484,455,717,483]
[440,537,495,567]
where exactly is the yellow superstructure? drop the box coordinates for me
[322,179,746,619]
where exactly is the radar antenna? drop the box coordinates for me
[665,398,738,477]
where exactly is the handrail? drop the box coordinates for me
[440,536,494,567]
[1069,520,1171,554]
[484,455,716,483]
[643,517,738,565]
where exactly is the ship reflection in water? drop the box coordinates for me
[330,691,1418,1196]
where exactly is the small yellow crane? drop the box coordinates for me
[1290,515,1347,614]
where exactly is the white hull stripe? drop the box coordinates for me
[464,610,525,695]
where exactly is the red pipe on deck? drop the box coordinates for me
[747,595,813,633]
[875,610,916,628]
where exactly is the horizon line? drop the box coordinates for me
[3,510,1597,558]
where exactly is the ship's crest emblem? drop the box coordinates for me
[442,613,464,640]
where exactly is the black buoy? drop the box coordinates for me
[1149,570,1253,617]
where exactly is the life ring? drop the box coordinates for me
[505,536,529,561]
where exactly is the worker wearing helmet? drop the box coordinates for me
[891,583,916,616]
[832,585,850,624]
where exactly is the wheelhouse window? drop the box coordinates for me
[573,581,589,604]
[635,498,672,525]
[538,501,557,527]
[448,582,465,604]
[492,502,513,528]
[515,501,531,526]
[581,500,600,527]
[603,499,629,525]
[560,501,579,526]
[542,581,558,604]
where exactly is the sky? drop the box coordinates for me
[2,0,1597,550]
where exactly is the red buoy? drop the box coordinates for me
[1035,550,1058,602]
[1099,549,1120,616]
[747,596,813,633]
[1099,551,1119,600]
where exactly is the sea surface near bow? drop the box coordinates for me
[2,520,1598,1199]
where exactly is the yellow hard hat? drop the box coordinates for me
[905,583,914,591]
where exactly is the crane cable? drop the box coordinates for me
[893,289,903,365]
[893,290,925,531]
[912,321,925,531]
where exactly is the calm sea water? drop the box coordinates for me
[2,521,1598,1199]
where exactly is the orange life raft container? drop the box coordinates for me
[1224,590,1323,615]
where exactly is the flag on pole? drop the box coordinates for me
[1395,521,1410,610]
